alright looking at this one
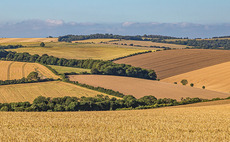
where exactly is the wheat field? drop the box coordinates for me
[0,61,59,80]
[0,38,58,43]
[0,101,230,141]
[0,81,110,103]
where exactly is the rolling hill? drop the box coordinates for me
[7,42,148,60]
[0,61,59,80]
[114,49,230,79]
[1,99,230,141]
[68,75,229,100]
[0,81,111,103]
[162,61,230,93]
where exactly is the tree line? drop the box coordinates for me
[0,45,23,49]
[1,94,220,112]
[0,77,54,86]
[0,50,157,80]
[58,34,178,42]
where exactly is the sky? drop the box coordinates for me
[1,0,230,38]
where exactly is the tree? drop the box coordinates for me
[190,83,194,87]
[174,82,177,84]
[202,86,205,89]
[40,42,45,47]
[181,79,188,85]
[27,72,40,81]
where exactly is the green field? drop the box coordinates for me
[6,42,149,60]
[49,65,91,74]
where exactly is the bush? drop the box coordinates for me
[190,83,194,87]
[181,79,188,85]
[40,42,45,47]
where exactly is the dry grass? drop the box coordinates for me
[7,42,148,60]
[0,102,230,141]
[0,61,59,80]
[0,81,111,103]
[114,49,230,79]
[162,61,230,93]
[109,39,190,49]
[0,38,58,43]
[68,75,229,100]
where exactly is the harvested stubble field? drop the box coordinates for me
[0,61,59,80]
[0,81,110,103]
[49,65,91,74]
[0,101,230,141]
[0,38,58,43]
[114,49,230,79]
[68,75,228,100]
[7,42,148,60]
[109,39,190,49]
[162,61,230,93]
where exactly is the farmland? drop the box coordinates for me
[0,38,58,43]
[49,65,91,74]
[7,42,148,60]
[0,101,230,141]
[109,39,191,49]
[68,75,228,100]
[114,49,230,79]
[0,61,59,80]
[162,61,230,93]
[0,81,110,103]
[73,38,117,43]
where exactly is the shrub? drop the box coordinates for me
[190,83,194,87]
[181,79,188,85]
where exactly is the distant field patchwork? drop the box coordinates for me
[0,61,59,80]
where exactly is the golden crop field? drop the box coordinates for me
[49,65,91,74]
[109,39,191,49]
[0,61,59,80]
[162,61,230,93]
[0,101,230,141]
[0,38,58,43]
[73,38,117,43]
[0,81,111,103]
[7,42,148,60]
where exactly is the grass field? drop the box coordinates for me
[114,49,230,79]
[7,42,148,60]
[68,75,229,100]
[0,61,59,80]
[73,38,118,43]
[162,61,230,93]
[49,65,91,74]
[0,81,111,103]
[0,38,58,43]
[109,39,191,49]
[0,101,230,141]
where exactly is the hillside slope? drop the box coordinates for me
[68,75,229,100]
[114,49,230,79]
[0,81,110,103]
[162,61,230,93]
[0,61,59,80]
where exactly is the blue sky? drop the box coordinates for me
[1,0,229,24]
[1,0,230,38]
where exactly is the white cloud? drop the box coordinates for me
[122,22,135,27]
[46,19,64,26]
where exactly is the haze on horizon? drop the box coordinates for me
[1,0,230,38]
